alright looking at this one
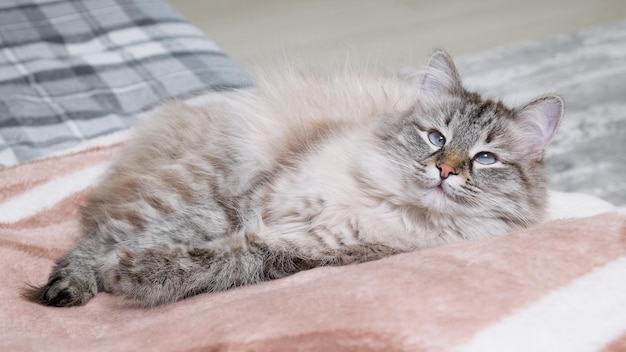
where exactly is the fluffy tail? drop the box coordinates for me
[106,232,314,306]
[106,231,401,307]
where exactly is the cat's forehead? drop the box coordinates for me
[451,100,513,146]
[419,96,513,128]
[415,96,517,148]
[454,96,512,122]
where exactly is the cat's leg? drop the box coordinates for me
[106,230,403,306]
[23,235,115,307]
[24,197,233,307]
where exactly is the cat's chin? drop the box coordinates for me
[435,183,459,202]
[412,177,455,202]
[420,182,459,211]
[434,184,448,196]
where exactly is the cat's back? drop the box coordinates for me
[130,66,417,163]
[249,67,418,133]
[88,67,419,210]
[218,68,419,185]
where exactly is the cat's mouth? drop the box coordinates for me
[434,182,456,201]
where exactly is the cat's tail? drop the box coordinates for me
[106,230,401,307]
[105,232,317,307]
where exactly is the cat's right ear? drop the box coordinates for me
[515,95,564,157]
[420,50,463,99]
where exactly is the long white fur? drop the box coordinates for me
[183,64,515,252]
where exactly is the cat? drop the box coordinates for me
[25,50,564,307]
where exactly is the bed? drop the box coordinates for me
[1,1,625,351]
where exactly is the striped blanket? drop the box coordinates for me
[1,128,625,351]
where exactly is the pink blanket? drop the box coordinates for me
[2,135,625,351]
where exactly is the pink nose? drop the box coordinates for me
[438,163,457,179]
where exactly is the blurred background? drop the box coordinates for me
[169,0,626,70]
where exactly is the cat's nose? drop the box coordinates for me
[438,163,457,179]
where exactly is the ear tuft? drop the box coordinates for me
[420,50,463,98]
[516,95,564,157]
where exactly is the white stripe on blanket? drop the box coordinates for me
[0,163,109,223]
[49,129,130,158]
[458,256,626,352]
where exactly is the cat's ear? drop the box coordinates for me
[420,50,463,98]
[515,95,564,157]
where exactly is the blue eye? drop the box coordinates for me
[474,152,498,165]
[428,130,446,147]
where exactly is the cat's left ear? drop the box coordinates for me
[420,50,463,99]
[515,95,564,157]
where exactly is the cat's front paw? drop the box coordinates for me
[24,270,96,307]
[107,247,187,306]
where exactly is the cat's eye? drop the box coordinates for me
[427,130,446,147]
[474,152,498,165]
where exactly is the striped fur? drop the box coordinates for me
[26,51,564,307]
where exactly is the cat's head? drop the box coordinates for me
[376,50,563,231]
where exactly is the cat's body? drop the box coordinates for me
[26,51,564,307]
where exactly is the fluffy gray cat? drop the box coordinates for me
[26,51,563,307]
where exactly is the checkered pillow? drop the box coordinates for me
[0,0,251,166]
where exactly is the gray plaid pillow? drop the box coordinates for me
[0,0,251,166]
